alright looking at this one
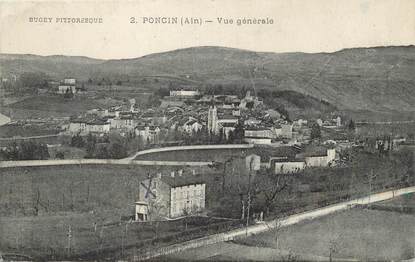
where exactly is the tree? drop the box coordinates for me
[64,87,74,99]
[85,134,97,158]
[147,95,161,107]
[311,123,321,140]
[108,141,127,159]
[16,141,49,160]
[347,119,356,132]
[256,171,292,216]
[95,145,110,159]
[71,134,84,148]
[0,141,50,160]
[233,121,245,143]
[55,151,65,159]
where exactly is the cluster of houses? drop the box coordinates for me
[68,108,163,144]
[65,88,297,145]
[272,148,336,174]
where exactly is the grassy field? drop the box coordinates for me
[1,149,412,260]
[378,191,415,208]
[171,205,415,261]
[356,122,415,137]
[0,211,239,261]
[0,124,59,138]
[133,145,296,163]
[3,95,110,119]
[0,164,215,217]
[0,164,226,260]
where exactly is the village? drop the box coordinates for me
[0,74,414,261]
[2,77,413,220]
[1,0,415,258]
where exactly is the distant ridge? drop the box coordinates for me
[2,45,414,61]
[1,45,415,112]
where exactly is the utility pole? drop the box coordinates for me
[245,157,254,236]
[67,225,72,257]
[368,169,377,206]
[121,222,128,257]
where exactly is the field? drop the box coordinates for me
[0,124,59,138]
[0,164,227,260]
[356,122,415,137]
[0,212,239,261]
[0,149,413,260]
[0,164,216,217]
[3,95,113,119]
[169,194,415,261]
[134,145,297,163]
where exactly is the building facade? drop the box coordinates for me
[135,125,161,144]
[136,175,206,221]
[274,161,306,174]
[170,90,200,97]
[207,105,218,135]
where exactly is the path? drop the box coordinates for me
[0,134,59,141]
[125,144,254,160]
[0,159,212,168]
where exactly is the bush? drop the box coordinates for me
[55,151,65,159]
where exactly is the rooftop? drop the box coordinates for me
[160,173,206,188]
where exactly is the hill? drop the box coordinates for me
[1,46,415,113]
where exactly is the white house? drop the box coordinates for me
[135,125,161,144]
[244,128,273,139]
[169,90,200,97]
[244,127,273,144]
[64,78,76,85]
[110,114,140,131]
[304,148,336,167]
[181,118,204,134]
[68,118,110,135]
[135,174,206,221]
[86,120,110,134]
[68,119,87,134]
[58,85,77,94]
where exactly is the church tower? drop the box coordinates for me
[207,105,218,135]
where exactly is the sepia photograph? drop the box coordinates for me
[0,0,414,261]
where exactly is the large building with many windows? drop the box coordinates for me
[135,173,206,221]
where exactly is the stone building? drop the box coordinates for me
[135,173,206,221]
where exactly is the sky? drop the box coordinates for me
[0,0,414,59]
